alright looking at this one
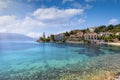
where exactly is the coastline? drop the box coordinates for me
[65,41,84,44]
[37,40,120,47]
[66,41,120,47]
[102,42,120,46]
[107,42,120,46]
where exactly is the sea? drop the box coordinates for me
[0,41,120,80]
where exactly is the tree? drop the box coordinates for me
[50,35,54,41]
[39,37,46,42]
[46,36,50,42]
[94,25,106,33]
[117,35,120,41]
[83,28,90,33]
[106,25,113,31]
[64,32,70,37]
[103,36,113,42]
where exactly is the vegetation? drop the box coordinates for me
[94,24,120,33]
[38,37,46,42]
[37,24,120,43]
[69,29,81,35]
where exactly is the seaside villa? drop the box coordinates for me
[89,27,96,32]
[68,32,83,41]
[116,32,120,36]
[84,32,98,40]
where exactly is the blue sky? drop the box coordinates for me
[0,0,120,38]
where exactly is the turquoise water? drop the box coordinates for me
[0,41,120,80]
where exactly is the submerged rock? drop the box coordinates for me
[115,72,120,80]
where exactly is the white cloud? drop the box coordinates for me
[0,15,18,26]
[78,18,85,23]
[85,0,96,2]
[72,2,92,9]
[0,8,85,38]
[108,19,119,25]
[27,0,41,2]
[72,2,83,8]
[0,0,9,11]
[0,28,7,32]
[62,0,74,4]
[84,4,92,9]
[27,32,42,38]
[0,15,44,38]
[33,7,84,21]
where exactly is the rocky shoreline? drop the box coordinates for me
[0,53,120,80]
[107,42,120,46]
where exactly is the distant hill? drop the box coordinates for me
[0,33,35,41]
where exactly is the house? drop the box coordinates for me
[76,31,84,37]
[84,32,98,40]
[54,33,64,41]
[68,32,83,41]
[116,32,120,36]
[89,27,96,32]
[99,32,113,36]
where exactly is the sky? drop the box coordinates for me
[0,0,120,38]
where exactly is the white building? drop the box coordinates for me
[99,32,113,36]
[84,32,98,40]
[54,33,64,41]
[116,32,120,36]
[89,27,96,32]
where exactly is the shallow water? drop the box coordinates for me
[0,41,120,80]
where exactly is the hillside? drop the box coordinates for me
[0,33,35,41]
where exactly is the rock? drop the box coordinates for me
[114,72,120,80]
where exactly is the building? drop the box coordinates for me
[68,32,83,41]
[89,27,96,32]
[99,32,113,36]
[116,32,120,36]
[54,33,64,41]
[84,32,98,40]
[76,31,84,36]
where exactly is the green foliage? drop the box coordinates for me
[85,28,90,33]
[94,25,106,33]
[117,35,120,40]
[81,28,90,34]
[39,37,46,42]
[69,30,81,35]
[102,35,114,42]
[84,40,91,43]
[37,24,120,42]
[106,25,114,31]
[45,36,50,42]
[64,32,70,37]
[50,35,54,41]
[94,24,120,33]
[69,31,74,34]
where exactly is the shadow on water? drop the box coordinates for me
[73,44,105,57]
[66,43,120,57]
[39,43,120,57]
[101,45,120,53]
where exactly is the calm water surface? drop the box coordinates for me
[0,41,120,80]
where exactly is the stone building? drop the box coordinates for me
[68,32,83,41]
